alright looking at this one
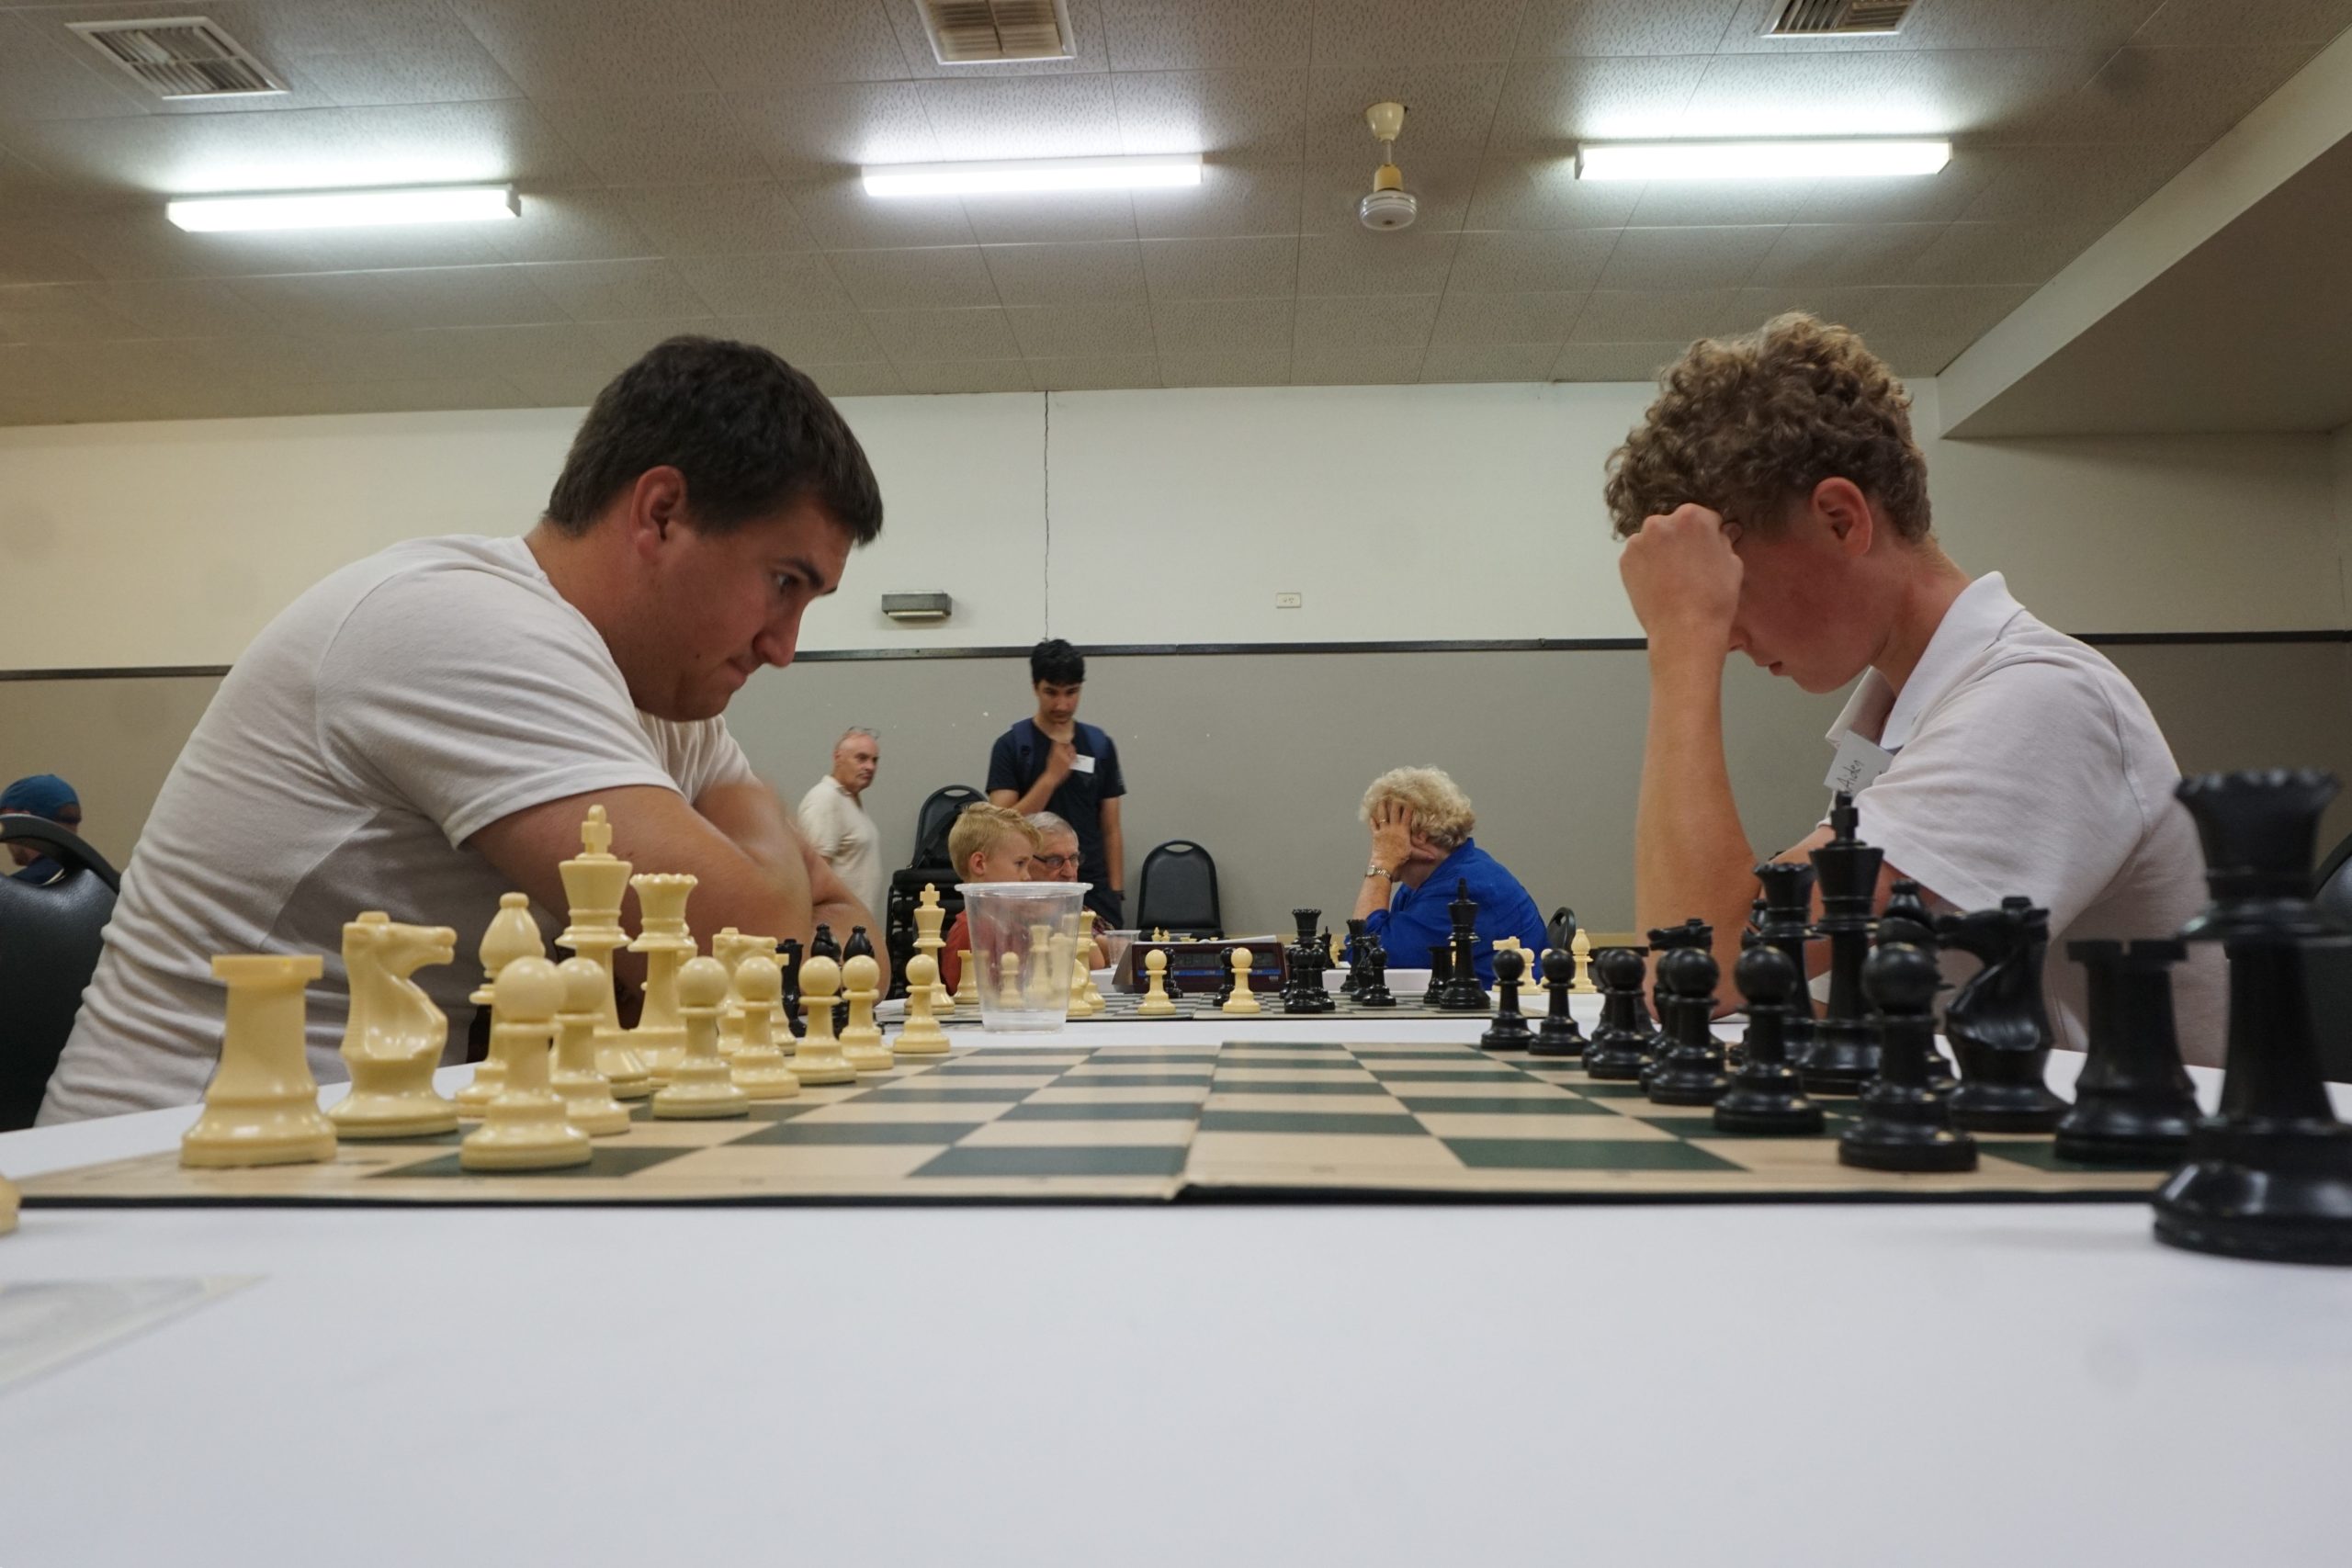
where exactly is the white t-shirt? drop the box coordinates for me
[1824,572,2224,1066]
[796,773,884,920]
[40,535,753,1122]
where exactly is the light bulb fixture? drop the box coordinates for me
[862,154,1201,198]
[1359,101,1418,231]
[1575,139,1952,182]
[165,184,519,231]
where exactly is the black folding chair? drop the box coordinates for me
[910,784,983,870]
[1134,840,1222,938]
[0,818,121,1129]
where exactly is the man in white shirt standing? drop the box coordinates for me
[43,336,887,1122]
[797,728,885,919]
[1607,312,2223,1065]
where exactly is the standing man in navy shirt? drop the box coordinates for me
[989,638,1126,926]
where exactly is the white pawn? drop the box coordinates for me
[1221,947,1261,1015]
[1066,934,1098,1018]
[840,953,892,1074]
[458,891,546,1120]
[897,953,951,1055]
[462,957,594,1170]
[1136,948,1177,1018]
[997,952,1024,1009]
[792,955,856,1085]
[729,954,801,1100]
[653,956,751,1119]
[551,957,631,1136]
[954,950,980,1008]
[1023,922,1060,1008]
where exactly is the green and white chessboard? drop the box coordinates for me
[22,1041,2167,1207]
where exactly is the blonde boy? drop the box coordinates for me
[940,804,1041,992]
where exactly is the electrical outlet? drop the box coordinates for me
[1274,592,1303,609]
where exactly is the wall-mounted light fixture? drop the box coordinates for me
[882,592,955,624]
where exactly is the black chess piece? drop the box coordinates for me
[1715,945,1826,1134]
[1840,942,1978,1172]
[1645,946,1729,1106]
[1427,942,1453,1003]
[1640,921,1711,1089]
[1282,936,1335,1015]
[1877,879,1936,948]
[1431,879,1492,1011]
[1755,861,1817,1063]
[1938,897,2069,1132]
[1583,946,1654,1079]
[2056,940,2200,1165]
[1743,897,1769,950]
[843,925,875,962]
[776,937,806,1039]
[1161,953,1183,1002]
[1357,936,1396,1008]
[1803,794,1883,1096]
[1532,949,1586,1057]
[810,922,841,963]
[2154,770,2352,1266]
[1480,947,1536,1051]
[1342,918,1369,998]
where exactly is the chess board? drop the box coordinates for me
[905,988,1500,1025]
[23,1042,2170,1208]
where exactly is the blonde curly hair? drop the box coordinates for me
[1601,312,1930,542]
[1360,767,1476,851]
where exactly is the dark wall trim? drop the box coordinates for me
[6,627,2349,681]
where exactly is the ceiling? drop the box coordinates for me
[2,0,2349,425]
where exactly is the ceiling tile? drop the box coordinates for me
[535,94,772,186]
[1735,283,2036,344]
[522,259,715,321]
[1515,1,1741,58]
[2017,45,2320,146]
[2133,0,2352,45]
[444,0,718,98]
[803,361,903,396]
[370,265,570,330]
[582,316,723,362]
[487,189,662,264]
[503,366,615,407]
[166,333,356,387]
[1899,220,2109,288]
[835,245,1001,310]
[265,331,446,381]
[887,0,1115,78]
[722,309,892,365]
[961,192,1138,244]
[0,226,102,287]
[728,82,943,181]
[1899,0,2165,50]
[1158,349,1291,386]
[1683,49,2108,141]
[1296,229,1463,295]
[263,0,524,107]
[1132,159,1304,239]
[1101,0,1314,70]
[1113,68,1307,159]
[606,183,812,255]
[1959,142,2202,226]
[1291,344,1425,384]
[1421,341,1562,381]
[1789,147,2007,224]
[1309,0,1529,66]
[674,251,855,314]
[1569,287,1747,341]
[194,219,510,277]
[1153,297,1296,354]
[1549,339,1685,380]
[1429,288,1586,344]
[1595,226,1779,290]
[1487,56,1713,151]
[338,97,593,188]
[1306,63,1507,164]
[982,241,1148,306]
[94,277,278,338]
[1627,179,1820,228]
[226,272,411,336]
[1300,155,1477,233]
[0,14,151,120]
[916,74,1125,162]
[0,107,390,197]
[398,322,619,380]
[864,307,1020,361]
[1029,355,1161,390]
[898,358,1034,393]
[1464,159,1642,230]
[784,175,978,251]
[1004,301,1157,357]
[0,282,145,343]
[1748,222,1946,288]
[1140,235,1298,299]
[33,209,212,281]
[674,0,910,90]
[1294,291,1439,352]
[1846,333,1975,378]
[1446,229,1614,293]
[262,377,531,416]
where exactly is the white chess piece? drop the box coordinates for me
[458,892,546,1120]
[839,953,893,1074]
[1570,928,1599,995]
[791,955,856,1085]
[954,950,980,1008]
[913,886,955,1015]
[896,953,952,1055]
[330,913,459,1139]
[652,956,752,1119]
[183,953,335,1168]
[551,957,632,1136]
[628,873,698,1084]
[729,954,801,1099]
[1136,949,1177,1018]
[1221,948,1261,1015]
[558,806,651,1099]
[462,957,594,1170]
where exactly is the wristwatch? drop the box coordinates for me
[1365,864,1396,881]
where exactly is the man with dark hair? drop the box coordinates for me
[2,773,82,886]
[45,337,888,1122]
[1609,312,2218,1063]
[987,638,1125,926]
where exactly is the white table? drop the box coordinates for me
[4,1016,2349,1568]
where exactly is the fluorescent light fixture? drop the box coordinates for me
[862,154,1202,198]
[1576,139,1951,182]
[165,184,519,232]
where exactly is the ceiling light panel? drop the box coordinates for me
[1577,140,1952,181]
[863,155,1203,197]
[166,185,520,232]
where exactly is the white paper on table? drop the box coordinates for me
[0,1276,259,1392]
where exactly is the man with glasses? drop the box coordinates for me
[1027,810,1110,966]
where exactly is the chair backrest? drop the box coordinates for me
[1546,906,1578,953]
[0,818,122,1129]
[910,784,984,869]
[1135,840,1221,938]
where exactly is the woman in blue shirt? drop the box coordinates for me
[1350,767,1548,985]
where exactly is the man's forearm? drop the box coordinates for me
[1634,639,1759,983]
[695,779,818,939]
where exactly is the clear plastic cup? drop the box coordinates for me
[957,882,1092,1032]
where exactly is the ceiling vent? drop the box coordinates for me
[68,17,286,99]
[915,0,1075,64]
[1769,0,1917,36]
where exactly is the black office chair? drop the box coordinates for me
[1134,840,1221,938]
[2307,829,2352,1083]
[910,784,984,870]
[0,818,121,1129]
[1546,906,1578,954]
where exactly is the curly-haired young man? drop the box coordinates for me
[1608,313,2220,1064]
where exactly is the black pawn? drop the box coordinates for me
[1645,946,1729,1106]
[1877,879,1936,948]
[1714,946,1825,1134]
[1480,947,1535,1052]
[1939,897,2069,1132]
[1755,860,1818,1066]
[1839,942,1977,1173]
[1341,918,1370,998]
[1804,794,1883,1096]
[1641,920,1712,1089]
[2056,941,2199,1165]
[2154,769,2352,1266]
[1357,936,1396,1008]
[1583,947,1655,1080]
[776,937,806,1038]
[1532,949,1586,1057]
[1426,942,1453,1005]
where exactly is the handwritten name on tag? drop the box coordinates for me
[1825,730,1897,795]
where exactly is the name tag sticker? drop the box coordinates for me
[1070,753,1096,775]
[1826,731,1897,795]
